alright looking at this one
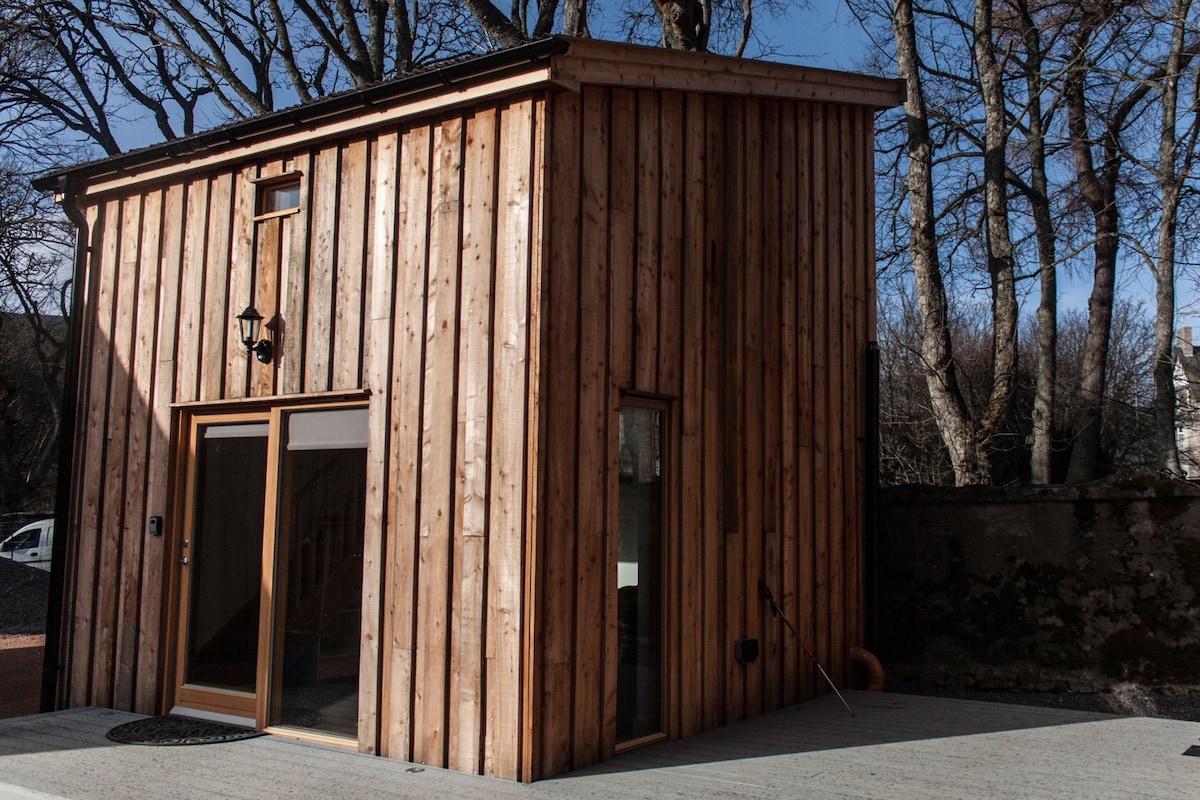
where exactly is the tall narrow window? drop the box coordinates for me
[616,403,664,743]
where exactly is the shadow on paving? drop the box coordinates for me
[0,692,1121,776]
[0,709,147,758]
[560,690,1120,778]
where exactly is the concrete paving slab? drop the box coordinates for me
[0,693,1197,799]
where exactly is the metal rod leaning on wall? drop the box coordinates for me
[759,579,856,717]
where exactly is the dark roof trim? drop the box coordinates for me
[33,37,570,192]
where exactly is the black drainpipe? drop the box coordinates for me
[41,177,88,712]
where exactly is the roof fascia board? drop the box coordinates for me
[71,68,553,202]
[549,38,905,109]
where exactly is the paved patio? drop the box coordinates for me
[1,691,1198,799]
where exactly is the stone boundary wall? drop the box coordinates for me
[875,480,1200,691]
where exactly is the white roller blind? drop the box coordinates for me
[287,408,369,450]
[204,422,269,439]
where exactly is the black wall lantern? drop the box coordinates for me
[237,305,273,364]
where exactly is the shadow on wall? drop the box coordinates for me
[876,479,1200,692]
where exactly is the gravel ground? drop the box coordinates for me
[0,556,49,635]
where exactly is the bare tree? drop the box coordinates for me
[1150,0,1198,476]
[889,0,992,485]
[1009,0,1061,484]
[0,167,71,513]
[973,0,1020,465]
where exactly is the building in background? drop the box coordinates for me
[1177,327,1200,478]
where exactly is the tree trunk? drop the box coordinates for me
[892,0,987,485]
[1152,0,1191,476]
[1015,0,1057,484]
[1063,18,1119,484]
[652,0,707,51]
[972,0,1018,445]
[561,0,589,37]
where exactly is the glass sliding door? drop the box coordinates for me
[177,418,270,719]
[268,407,368,737]
[174,404,368,739]
[616,403,665,743]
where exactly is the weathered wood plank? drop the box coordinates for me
[537,90,581,780]
[760,100,783,714]
[661,90,686,740]
[741,97,764,721]
[677,91,706,739]
[359,130,399,757]
[701,93,725,732]
[794,103,816,702]
[810,106,831,693]
[520,96,548,783]
[825,107,846,686]
[382,122,432,762]
[449,108,496,776]
[413,115,464,769]
[634,90,660,394]
[67,201,114,705]
[250,160,283,398]
[135,182,185,714]
[175,177,209,403]
[199,172,232,402]
[574,85,609,768]
[305,145,339,393]
[333,139,370,390]
[93,194,143,706]
[278,153,313,396]
[223,166,259,399]
[114,188,162,711]
[607,88,636,393]
[658,92,683,401]
[723,97,746,725]
[485,98,534,780]
[778,103,800,708]
[250,215,282,398]
[602,87,634,759]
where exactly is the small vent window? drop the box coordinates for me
[255,176,301,218]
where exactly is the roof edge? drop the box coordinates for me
[35,36,904,195]
[554,38,905,109]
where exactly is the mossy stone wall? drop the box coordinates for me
[877,481,1200,690]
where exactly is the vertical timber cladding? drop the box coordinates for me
[59,95,545,779]
[531,87,876,778]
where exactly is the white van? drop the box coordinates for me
[0,518,54,571]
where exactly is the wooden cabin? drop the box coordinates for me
[36,37,902,781]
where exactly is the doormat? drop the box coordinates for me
[106,715,264,746]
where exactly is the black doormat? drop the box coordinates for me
[106,715,264,746]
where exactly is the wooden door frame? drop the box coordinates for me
[165,396,370,737]
[171,408,272,722]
